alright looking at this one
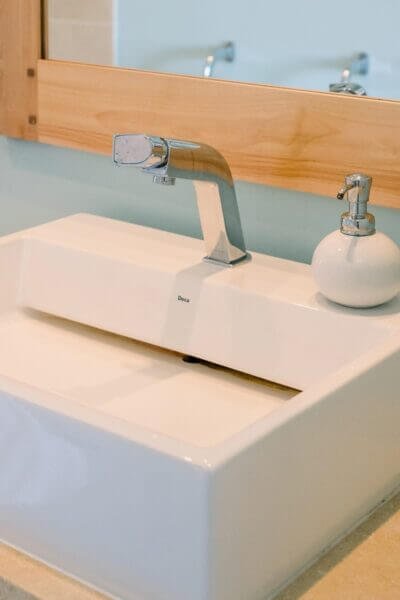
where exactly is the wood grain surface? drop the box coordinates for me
[38,59,400,209]
[0,0,41,140]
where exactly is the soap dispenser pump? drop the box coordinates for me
[312,173,400,308]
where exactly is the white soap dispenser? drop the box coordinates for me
[312,173,400,308]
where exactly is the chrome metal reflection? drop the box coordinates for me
[329,52,369,96]
[203,41,235,78]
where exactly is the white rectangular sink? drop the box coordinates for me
[0,214,399,600]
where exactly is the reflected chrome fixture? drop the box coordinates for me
[203,41,235,78]
[329,52,369,96]
[113,134,249,266]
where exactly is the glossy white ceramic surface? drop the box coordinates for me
[17,215,398,390]
[0,214,399,600]
[312,230,400,308]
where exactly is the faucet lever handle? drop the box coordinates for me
[113,134,168,168]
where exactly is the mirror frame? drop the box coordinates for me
[2,0,400,208]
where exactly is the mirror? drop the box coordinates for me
[46,0,400,100]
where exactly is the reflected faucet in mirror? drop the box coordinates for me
[329,52,369,95]
[203,41,235,77]
[113,134,249,266]
[46,2,400,101]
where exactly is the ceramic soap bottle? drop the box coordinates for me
[312,173,400,308]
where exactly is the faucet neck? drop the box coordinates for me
[147,138,249,265]
[113,134,249,265]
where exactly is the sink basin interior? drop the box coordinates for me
[0,309,298,448]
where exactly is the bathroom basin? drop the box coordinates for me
[0,214,399,600]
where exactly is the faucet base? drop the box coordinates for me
[203,252,252,267]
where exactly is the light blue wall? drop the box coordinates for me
[1,135,399,264]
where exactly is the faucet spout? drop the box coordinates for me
[113,134,249,266]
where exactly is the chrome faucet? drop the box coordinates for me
[203,41,235,78]
[113,134,249,266]
[329,52,369,96]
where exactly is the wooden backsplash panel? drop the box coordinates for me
[38,59,400,209]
